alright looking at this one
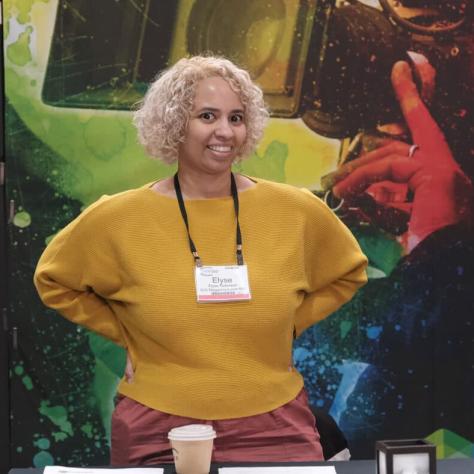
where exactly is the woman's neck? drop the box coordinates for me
[177,168,233,199]
[151,170,255,200]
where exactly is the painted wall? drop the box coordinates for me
[4,0,474,466]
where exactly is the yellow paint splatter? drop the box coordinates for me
[5,0,50,25]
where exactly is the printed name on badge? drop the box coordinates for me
[195,265,251,303]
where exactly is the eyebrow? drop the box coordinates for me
[197,107,245,114]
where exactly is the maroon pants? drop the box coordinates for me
[111,389,323,465]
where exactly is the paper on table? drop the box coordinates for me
[44,467,164,474]
[219,467,337,474]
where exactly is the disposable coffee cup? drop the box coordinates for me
[168,424,216,474]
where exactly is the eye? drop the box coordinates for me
[230,113,244,124]
[199,111,215,121]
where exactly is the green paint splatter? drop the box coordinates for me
[13,210,32,228]
[45,233,58,245]
[83,117,127,161]
[88,332,123,441]
[235,140,288,182]
[34,438,50,450]
[52,431,68,442]
[22,375,33,390]
[81,422,94,439]
[7,27,33,66]
[39,401,74,436]
[340,321,352,339]
[354,227,403,276]
[88,332,126,378]
[33,450,54,468]
[14,365,24,375]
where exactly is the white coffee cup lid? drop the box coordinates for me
[168,424,216,441]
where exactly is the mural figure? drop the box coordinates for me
[294,0,474,458]
[300,57,474,458]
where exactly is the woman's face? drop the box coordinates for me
[178,76,247,176]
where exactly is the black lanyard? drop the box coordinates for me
[173,173,244,267]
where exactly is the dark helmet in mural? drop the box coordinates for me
[300,0,473,140]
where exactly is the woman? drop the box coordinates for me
[34,56,367,465]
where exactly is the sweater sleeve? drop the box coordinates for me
[294,192,368,336]
[33,200,127,347]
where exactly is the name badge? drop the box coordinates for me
[195,265,251,303]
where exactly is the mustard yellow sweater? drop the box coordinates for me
[34,178,367,419]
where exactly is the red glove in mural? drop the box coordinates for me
[332,60,473,252]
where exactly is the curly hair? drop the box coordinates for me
[133,56,269,164]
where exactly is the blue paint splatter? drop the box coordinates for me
[34,438,50,450]
[330,360,369,423]
[33,451,54,467]
[366,326,383,339]
[293,347,311,363]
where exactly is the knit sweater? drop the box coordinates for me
[34,177,367,419]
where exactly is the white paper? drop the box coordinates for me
[44,467,164,474]
[219,467,337,474]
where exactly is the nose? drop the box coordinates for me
[214,118,234,140]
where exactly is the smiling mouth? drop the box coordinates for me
[207,145,233,153]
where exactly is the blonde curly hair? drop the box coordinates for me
[133,55,269,164]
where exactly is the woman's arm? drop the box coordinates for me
[295,195,368,336]
[34,205,127,347]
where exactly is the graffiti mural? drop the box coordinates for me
[4,0,474,466]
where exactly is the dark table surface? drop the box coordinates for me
[8,458,474,474]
